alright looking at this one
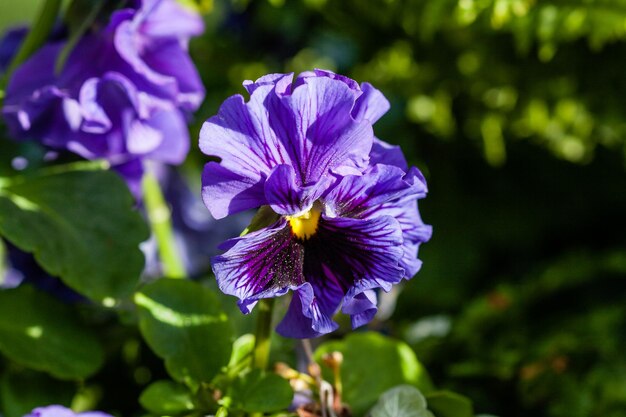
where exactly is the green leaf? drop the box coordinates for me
[135,279,233,387]
[139,380,194,415]
[0,170,148,302]
[0,286,104,379]
[0,369,75,417]
[425,391,474,417]
[227,334,255,369]
[314,331,432,416]
[368,385,433,417]
[229,370,293,413]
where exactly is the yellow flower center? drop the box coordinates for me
[286,207,321,240]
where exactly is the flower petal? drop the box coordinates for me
[300,70,389,123]
[200,75,376,217]
[370,137,408,169]
[138,0,205,39]
[343,289,378,329]
[352,82,390,124]
[288,215,405,334]
[278,76,373,182]
[324,162,431,278]
[309,215,404,288]
[275,283,339,338]
[201,162,267,219]
[139,38,205,110]
[243,72,293,95]
[211,221,305,312]
[199,90,292,217]
[325,164,427,218]
[264,164,332,216]
[144,107,190,164]
[372,199,432,278]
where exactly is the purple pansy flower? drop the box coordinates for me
[2,0,204,195]
[25,405,112,417]
[200,70,432,338]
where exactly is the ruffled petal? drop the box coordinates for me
[138,0,205,39]
[325,164,427,217]
[243,72,293,95]
[309,215,404,287]
[200,90,290,218]
[277,76,373,182]
[299,70,389,123]
[211,221,305,312]
[373,199,432,278]
[275,283,339,338]
[200,75,376,217]
[114,20,177,97]
[139,37,205,110]
[352,83,390,124]
[144,107,189,164]
[264,164,332,216]
[369,137,408,169]
[343,289,378,329]
[324,160,431,279]
[284,215,404,333]
[201,162,267,219]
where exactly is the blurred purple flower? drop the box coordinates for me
[25,405,112,417]
[2,0,205,195]
[200,70,431,338]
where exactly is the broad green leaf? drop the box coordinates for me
[0,369,75,417]
[139,380,194,415]
[229,370,293,413]
[314,332,432,416]
[0,286,104,379]
[135,279,233,387]
[368,385,433,417]
[425,391,473,417]
[0,170,148,302]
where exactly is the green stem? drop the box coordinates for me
[252,298,275,371]
[1,0,62,93]
[142,170,186,279]
[249,298,274,417]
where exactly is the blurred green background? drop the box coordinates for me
[2,0,626,416]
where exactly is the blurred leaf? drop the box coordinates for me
[315,332,432,415]
[227,334,255,369]
[0,0,39,34]
[139,380,194,415]
[425,391,474,417]
[0,369,74,417]
[368,385,433,417]
[0,169,148,302]
[0,286,104,379]
[135,279,233,388]
[228,369,293,413]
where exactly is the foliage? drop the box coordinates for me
[0,1,625,417]
[0,168,148,302]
